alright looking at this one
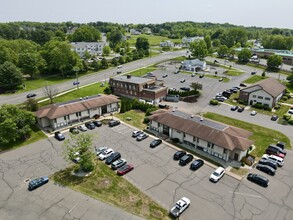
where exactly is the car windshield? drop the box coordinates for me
[213,171,220,177]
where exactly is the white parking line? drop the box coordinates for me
[68,202,79,214]
[229,191,262,198]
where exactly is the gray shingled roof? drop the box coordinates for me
[149,111,253,151]
[36,95,119,120]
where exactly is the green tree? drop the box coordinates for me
[267,54,282,70]
[135,37,149,52]
[190,82,203,91]
[0,104,35,145]
[204,35,212,50]
[237,48,251,63]
[18,52,46,78]
[190,40,208,60]
[107,28,123,48]
[0,61,23,90]
[101,58,108,69]
[217,45,229,58]
[103,45,111,56]
[63,133,95,172]
[71,26,101,42]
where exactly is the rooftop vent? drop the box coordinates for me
[200,116,203,121]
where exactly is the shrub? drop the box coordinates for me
[282,96,288,101]
[209,99,219,105]
[172,138,180,143]
[288,118,293,125]
[283,114,291,121]
[274,104,281,109]
[143,117,150,124]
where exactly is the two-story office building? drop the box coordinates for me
[71,42,108,57]
[109,75,168,103]
[239,78,286,108]
[148,110,253,162]
[35,95,119,130]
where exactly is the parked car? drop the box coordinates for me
[265,147,285,158]
[77,125,87,132]
[169,197,190,218]
[162,74,168,78]
[229,88,238,93]
[174,70,180,74]
[136,133,149,141]
[116,70,122,74]
[111,158,127,170]
[150,139,162,148]
[258,158,278,170]
[237,107,244,112]
[72,152,81,163]
[132,130,143,138]
[288,109,293,114]
[215,96,226,102]
[105,152,121,165]
[73,81,80,85]
[54,131,65,141]
[93,120,102,127]
[26,93,37,98]
[99,148,114,160]
[85,122,95,130]
[28,176,49,191]
[239,83,247,87]
[256,164,276,175]
[173,151,186,160]
[117,164,134,176]
[251,71,256,75]
[199,74,204,78]
[262,154,284,167]
[190,159,204,171]
[218,78,224,82]
[95,146,108,156]
[276,142,286,149]
[231,106,239,111]
[117,65,123,68]
[209,167,225,182]
[180,79,186,83]
[180,87,190,91]
[108,120,120,127]
[250,111,257,116]
[271,115,278,121]
[267,144,286,156]
[247,173,269,187]
[179,154,194,166]
[69,127,79,134]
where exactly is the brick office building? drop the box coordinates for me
[109,75,168,103]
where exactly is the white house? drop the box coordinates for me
[182,36,204,45]
[239,78,286,108]
[35,95,120,130]
[130,29,141,35]
[182,59,207,71]
[148,110,253,162]
[160,40,174,47]
[71,42,108,57]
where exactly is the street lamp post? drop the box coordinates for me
[73,67,79,89]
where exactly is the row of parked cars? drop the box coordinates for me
[96,147,134,176]
[173,150,225,182]
[214,86,240,102]
[247,142,286,187]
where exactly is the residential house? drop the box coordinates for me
[160,40,174,47]
[71,42,108,57]
[130,29,141,35]
[35,95,120,130]
[239,78,286,108]
[182,59,207,71]
[109,75,168,104]
[182,36,204,45]
[142,27,152,34]
[148,110,253,162]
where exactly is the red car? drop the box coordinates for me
[265,148,285,158]
[117,164,134,176]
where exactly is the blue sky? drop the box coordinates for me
[1,0,292,29]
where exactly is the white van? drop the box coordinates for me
[268,155,284,167]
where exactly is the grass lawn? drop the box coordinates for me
[204,74,230,82]
[129,66,158,77]
[0,125,47,153]
[38,82,109,107]
[115,110,147,130]
[223,69,244,76]
[52,163,170,220]
[127,34,180,46]
[286,82,293,93]
[230,167,249,176]
[243,75,268,84]
[203,112,291,157]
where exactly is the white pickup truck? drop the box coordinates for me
[169,197,190,217]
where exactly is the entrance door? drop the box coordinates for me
[250,100,253,105]
[234,153,239,161]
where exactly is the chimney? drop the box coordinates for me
[127,74,131,79]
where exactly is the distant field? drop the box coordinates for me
[243,75,268,84]
[127,34,180,46]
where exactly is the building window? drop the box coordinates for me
[258,96,263,99]
[252,95,256,98]
[265,97,270,100]
[223,149,227,154]
[64,116,66,120]
[183,133,186,137]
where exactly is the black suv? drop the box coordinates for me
[85,122,95,130]
[258,158,278,170]
[268,144,286,156]
[108,120,120,127]
[173,151,186,160]
[179,154,194,166]
[256,164,276,176]
[190,159,204,171]
[150,139,162,148]
[93,120,102,127]
[54,131,65,141]
[247,173,269,187]
[105,152,121,165]
[276,142,286,149]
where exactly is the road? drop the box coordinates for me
[0,50,185,105]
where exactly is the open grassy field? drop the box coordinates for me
[52,163,170,220]
[114,110,147,130]
[203,112,291,157]
[223,69,244,76]
[129,66,158,77]
[243,75,268,84]
[126,34,180,46]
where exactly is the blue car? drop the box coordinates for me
[28,176,49,191]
